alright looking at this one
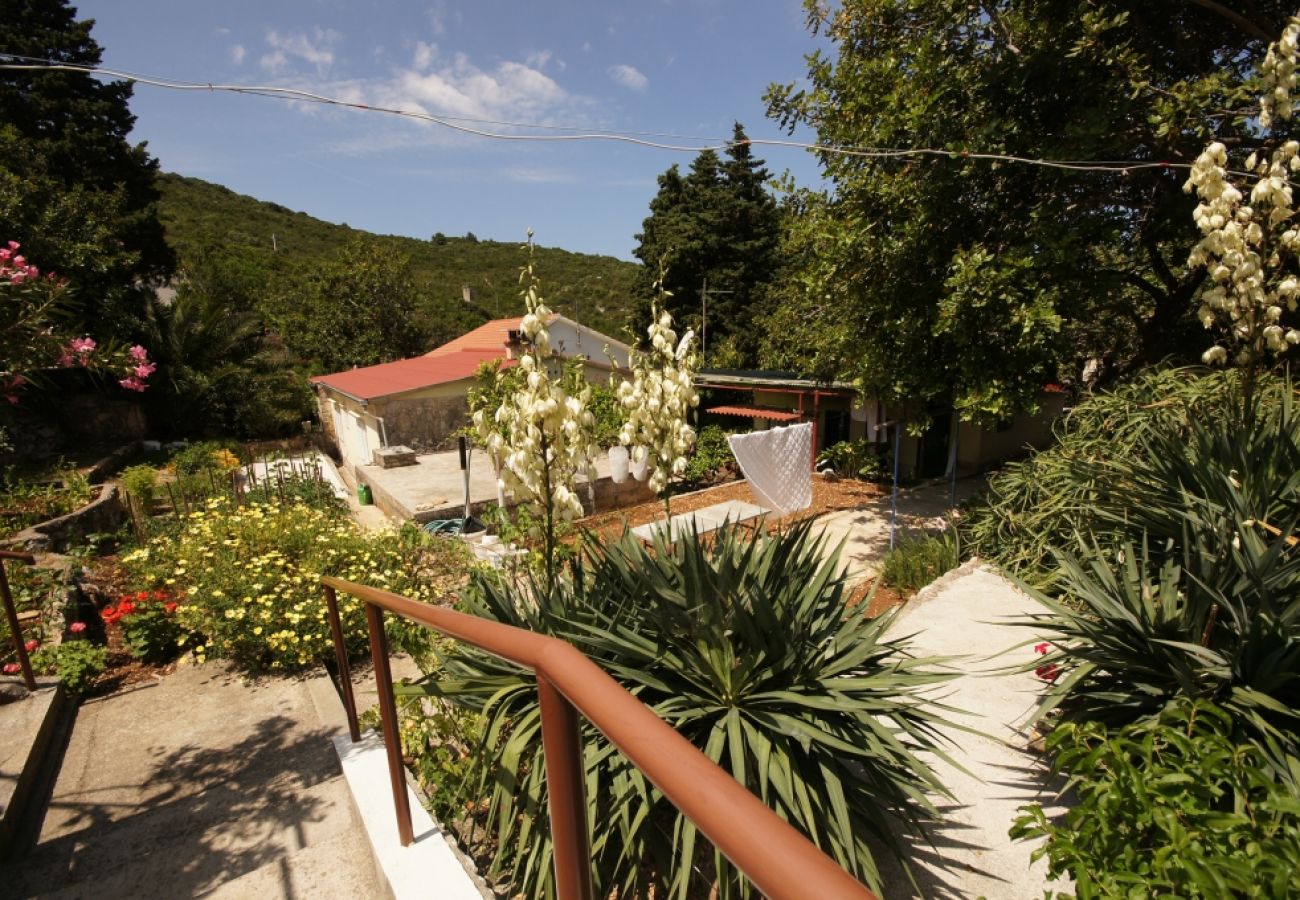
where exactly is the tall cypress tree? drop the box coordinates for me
[0,0,174,340]
[631,123,781,366]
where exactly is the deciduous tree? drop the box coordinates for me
[764,1,1297,426]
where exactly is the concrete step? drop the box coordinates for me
[5,661,385,899]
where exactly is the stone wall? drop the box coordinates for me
[3,483,127,554]
[372,394,470,454]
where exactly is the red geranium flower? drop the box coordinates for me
[70,622,87,634]
[164,601,178,615]
[1035,663,1060,682]
[153,591,168,602]
[24,639,38,652]
[3,662,19,675]
[1033,642,1050,655]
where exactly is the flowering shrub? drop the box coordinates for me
[103,590,184,663]
[121,497,470,672]
[616,272,699,499]
[471,234,597,588]
[0,240,154,402]
[1185,19,1300,372]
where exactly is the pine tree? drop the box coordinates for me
[631,123,781,366]
[0,0,174,339]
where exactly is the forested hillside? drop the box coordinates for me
[156,173,640,342]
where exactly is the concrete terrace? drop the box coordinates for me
[350,448,615,523]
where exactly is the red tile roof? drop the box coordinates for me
[707,405,805,422]
[426,317,525,357]
[310,349,514,401]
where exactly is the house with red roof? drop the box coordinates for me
[311,315,631,472]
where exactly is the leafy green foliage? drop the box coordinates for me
[0,461,91,537]
[121,496,470,672]
[816,438,885,481]
[420,521,955,898]
[0,562,61,660]
[144,249,311,438]
[961,367,1246,586]
[119,464,157,510]
[157,173,638,342]
[29,636,107,695]
[879,533,959,595]
[997,369,1300,753]
[0,0,173,341]
[680,423,734,484]
[1012,700,1300,899]
[265,238,427,373]
[762,2,1294,422]
[633,124,781,366]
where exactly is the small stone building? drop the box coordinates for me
[311,315,630,474]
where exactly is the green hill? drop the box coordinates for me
[155,172,641,342]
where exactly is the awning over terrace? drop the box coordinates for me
[706,405,804,422]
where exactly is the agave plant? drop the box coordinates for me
[415,520,957,899]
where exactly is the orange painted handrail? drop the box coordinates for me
[321,575,877,900]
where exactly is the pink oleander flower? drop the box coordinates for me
[128,344,149,361]
[24,639,38,652]
[70,621,87,634]
[132,362,156,379]
[3,662,19,675]
[119,376,147,392]
[69,337,96,354]
[1033,642,1050,655]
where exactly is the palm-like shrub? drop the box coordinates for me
[961,367,1247,586]
[420,521,956,898]
[1021,375,1300,760]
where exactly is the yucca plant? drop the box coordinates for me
[1023,527,1300,768]
[414,520,958,899]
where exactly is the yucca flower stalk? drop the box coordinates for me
[617,264,700,516]
[471,232,598,593]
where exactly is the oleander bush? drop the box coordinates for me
[417,521,957,898]
[121,497,472,672]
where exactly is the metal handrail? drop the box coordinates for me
[1,550,38,691]
[321,576,877,900]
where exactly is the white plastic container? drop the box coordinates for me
[630,446,650,482]
[607,445,629,483]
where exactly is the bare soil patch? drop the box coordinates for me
[579,476,884,538]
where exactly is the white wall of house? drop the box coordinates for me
[549,317,631,369]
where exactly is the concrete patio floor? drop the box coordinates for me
[353,447,612,522]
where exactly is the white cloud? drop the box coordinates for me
[413,41,437,71]
[608,64,648,91]
[379,53,572,121]
[230,44,246,65]
[504,166,578,184]
[261,27,341,75]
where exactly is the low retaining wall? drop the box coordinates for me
[390,474,659,525]
[3,483,127,554]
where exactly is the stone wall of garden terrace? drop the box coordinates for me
[2,483,127,554]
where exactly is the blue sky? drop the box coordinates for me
[73,0,830,261]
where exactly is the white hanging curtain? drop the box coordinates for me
[727,422,814,516]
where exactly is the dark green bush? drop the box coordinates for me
[1012,700,1300,899]
[1017,377,1300,754]
[960,367,1249,587]
[879,532,959,594]
[817,438,886,480]
[418,521,956,898]
[681,423,734,484]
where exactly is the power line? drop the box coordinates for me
[0,57,1252,177]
